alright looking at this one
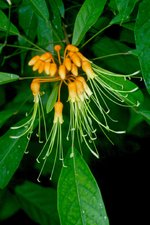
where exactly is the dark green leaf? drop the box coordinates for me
[0,125,29,189]
[0,10,19,35]
[55,0,65,18]
[110,0,137,24]
[72,0,107,45]
[0,190,20,220]
[37,17,54,52]
[48,0,64,40]
[46,84,59,114]
[15,181,59,225]
[29,0,49,21]
[135,0,150,93]
[58,148,109,225]
[0,72,19,85]
[91,37,140,74]
[19,0,37,39]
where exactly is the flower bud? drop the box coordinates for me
[50,63,57,77]
[69,52,81,67]
[82,61,95,79]
[54,101,64,124]
[32,59,42,71]
[66,44,79,52]
[44,62,51,75]
[68,82,78,102]
[40,52,52,62]
[64,58,72,71]
[38,61,45,74]
[54,45,62,52]
[58,64,66,80]
[71,63,78,76]
[30,80,40,96]
[28,55,40,66]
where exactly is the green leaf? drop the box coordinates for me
[58,148,109,225]
[37,17,54,52]
[19,0,37,39]
[46,84,59,114]
[0,124,29,189]
[0,72,19,85]
[0,10,20,35]
[0,190,20,220]
[15,181,59,225]
[72,0,107,46]
[55,0,65,18]
[48,0,64,40]
[110,0,137,24]
[91,37,140,74]
[29,0,49,21]
[135,0,150,94]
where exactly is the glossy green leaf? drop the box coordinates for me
[0,125,29,189]
[15,181,59,225]
[29,0,49,21]
[72,0,107,45]
[110,0,137,24]
[135,0,150,94]
[46,84,59,114]
[58,148,109,225]
[0,10,19,35]
[0,72,19,85]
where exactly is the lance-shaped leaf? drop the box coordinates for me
[72,0,107,46]
[0,123,29,189]
[58,148,109,225]
[0,72,19,85]
[46,84,59,113]
[15,181,59,225]
[0,10,19,35]
[135,0,150,94]
[29,0,49,21]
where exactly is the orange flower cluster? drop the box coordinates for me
[28,44,93,82]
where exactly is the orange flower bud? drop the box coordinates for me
[32,59,42,71]
[58,64,66,80]
[50,63,57,77]
[40,52,52,62]
[54,101,64,124]
[76,76,92,97]
[30,80,40,96]
[38,61,45,74]
[66,44,79,52]
[63,58,72,71]
[28,55,40,66]
[54,45,62,52]
[71,63,78,76]
[68,82,78,102]
[68,52,81,67]
[44,62,51,75]
[76,52,88,62]
[82,61,95,79]
[75,79,84,97]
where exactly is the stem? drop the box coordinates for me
[80,24,111,49]
[92,51,132,61]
